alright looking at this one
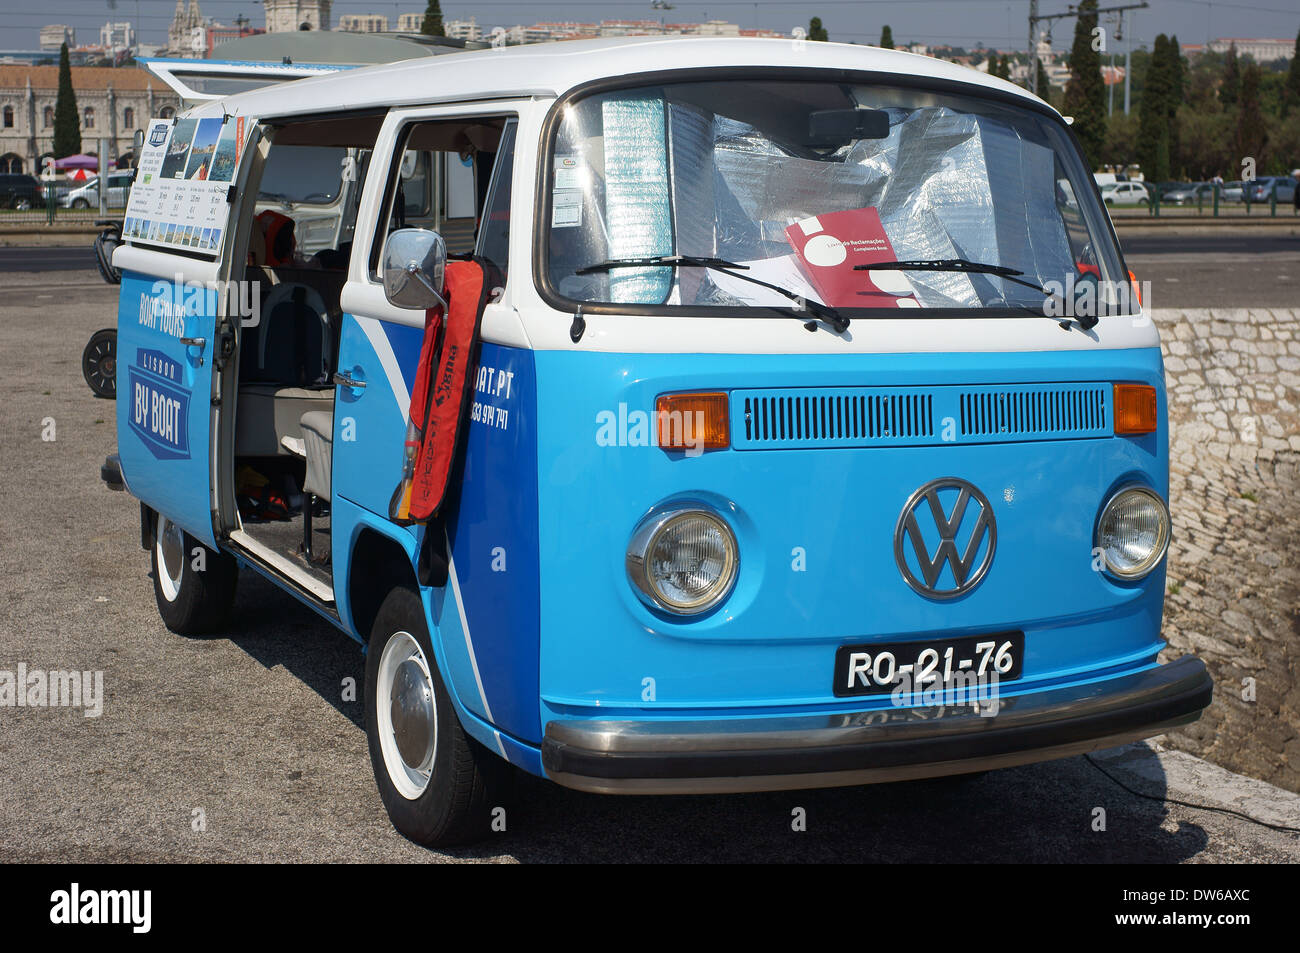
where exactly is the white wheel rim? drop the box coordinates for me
[376,631,437,800]
[156,518,185,602]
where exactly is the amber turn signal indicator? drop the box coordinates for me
[1128,270,1142,307]
[656,392,730,451]
[1114,384,1158,435]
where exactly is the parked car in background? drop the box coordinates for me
[1100,181,1150,206]
[0,173,45,209]
[59,172,133,210]
[1162,182,1215,206]
[1247,176,1296,204]
[1220,181,1245,202]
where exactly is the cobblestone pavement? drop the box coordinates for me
[1157,308,1300,793]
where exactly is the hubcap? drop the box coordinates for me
[157,518,185,602]
[376,631,437,799]
[391,659,436,770]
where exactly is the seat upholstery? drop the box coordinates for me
[300,410,334,501]
[235,384,333,457]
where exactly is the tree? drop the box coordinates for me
[1063,0,1107,168]
[1220,42,1240,108]
[1234,63,1267,172]
[52,42,80,160]
[880,25,894,49]
[1036,59,1052,102]
[420,0,445,37]
[1137,35,1173,182]
[1178,108,1234,179]
[1163,35,1185,176]
[1283,28,1300,117]
[1102,112,1140,168]
[809,17,829,42]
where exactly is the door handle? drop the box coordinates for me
[180,336,206,366]
[333,371,366,389]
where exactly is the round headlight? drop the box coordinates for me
[1096,485,1170,579]
[626,506,739,615]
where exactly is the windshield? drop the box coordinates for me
[544,78,1129,316]
[259,144,346,205]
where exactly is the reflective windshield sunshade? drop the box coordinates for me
[602,95,673,304]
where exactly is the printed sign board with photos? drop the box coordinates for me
[123,115,256,258]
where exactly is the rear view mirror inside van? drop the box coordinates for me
[807,108,890,146]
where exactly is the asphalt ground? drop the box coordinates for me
[1,265,1298,862]
[4,232,1298,309]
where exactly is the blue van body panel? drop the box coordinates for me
[115,269,219,548]
[442,342,543,745]
[315,308,1172,782]
[530,344,1169,743]
[332,312,544,746]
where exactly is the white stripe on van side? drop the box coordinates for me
[447,549,507,759]
[353,315,410,423]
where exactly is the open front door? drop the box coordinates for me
[114,114,259,548]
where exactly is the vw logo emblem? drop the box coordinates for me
[894,478,997,599]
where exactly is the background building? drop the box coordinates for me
[264,0,333,34]
[39,26,75,52]
[1206,37,1295,61]
[0,64,181,174]
[166,1,208,58]
[100,22,136,54]
[338,15,388,34]
[444,18,482,42]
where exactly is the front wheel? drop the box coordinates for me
[72,197,90,209]
[365,586,510,847]
[150,513,238,634]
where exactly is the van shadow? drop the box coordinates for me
[218,573,1208,863]
[221,570,366,730]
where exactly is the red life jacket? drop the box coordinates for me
[404,259,490,523]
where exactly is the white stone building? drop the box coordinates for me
[338,14,387,34]
[39,26,75,52]
[264,0,333,34]
[0,65,180,174]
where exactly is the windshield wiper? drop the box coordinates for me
[575,255,849,333]
[854,258,1097,330]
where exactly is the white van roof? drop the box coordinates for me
[186,36,1052,121]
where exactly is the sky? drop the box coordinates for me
[1,0,1297,54]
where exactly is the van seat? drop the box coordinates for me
[300,410,333,502]
[235,384,333,457]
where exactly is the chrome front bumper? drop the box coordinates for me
[541,655,1212,794]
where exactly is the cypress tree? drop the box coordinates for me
[420,0,445,37]
[52,42,80,159]
[880,25,894,49]
[1164,35,1184,177]
[1036,59,1052,102]
[809,17,829,42]
[1283,28,1300,117]
[1063,0,1107,168]
[1137,35,1172,182]
[1220,42,1240,108]
[1233,63,1266,172]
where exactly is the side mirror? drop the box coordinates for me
[382,227,447,311]
[132,128,145,169]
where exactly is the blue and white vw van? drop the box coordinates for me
[106,37,1212,846]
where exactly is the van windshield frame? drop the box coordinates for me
[534,68,1133,321]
